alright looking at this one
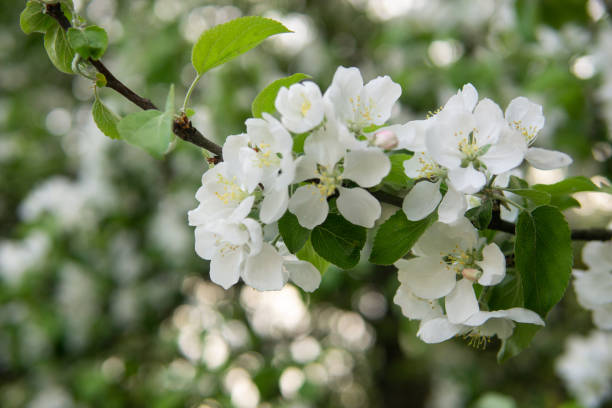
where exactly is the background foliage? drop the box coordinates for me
[2,0,612,407]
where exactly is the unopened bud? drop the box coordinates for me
[374,130,398,150]
[461,268,482,282]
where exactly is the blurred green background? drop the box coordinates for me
[2,0,612,407]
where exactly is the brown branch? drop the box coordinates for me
[44,3,223,157]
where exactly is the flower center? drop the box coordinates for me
[463,331,492,349]
[442,246,479,276]
[510,120,538,144]
[251,142,281,169]
[313,165,342,201]
[214,173,249,205]
[414,153,444,179]
[301,96,312,117]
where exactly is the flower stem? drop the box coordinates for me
[182,74,201,112]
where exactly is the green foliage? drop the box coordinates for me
[20,1,54,34]
[92,94,121,140]
[533,176,607,210]
[191,16,290,76]
[44,23,75,74]
[117,86,175,157]
[466,199,493,230]
[67,26,108,60]
[278,211,310,253]
[311,214,366,269]
[296,239,329,274]
[117,110,173,158]
[251,73,311,118]
[504,188,551,206]
[369,210,436,265]
[488,270,523,311]
[382,153,413,189]
[515,206,572,317]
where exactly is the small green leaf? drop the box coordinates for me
[505,189,551,206]
[533,176,599,195]
[278,212,310,253]
[515,206,572,317]
[95,73,107,87]
[296,239,329,274]
[251,73,311,118]
[117,110,173,158]
[44,23,76,74]
[92,96,120,140]
[466,199,493,230]
[369,210,436,265]
[311,214,367,269]
[185,108,196,118]
[192,16,290,75]
[67,26,108,60]
[292,132,308,154]
[382,153,413,189]
[508,175,528,190]
[20,1,55,34]
[165,84,175,114]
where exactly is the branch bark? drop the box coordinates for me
[45,3,223,157]
[43,3,611,242]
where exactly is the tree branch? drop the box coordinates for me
[43,3,611,241]
[44,3,223,157]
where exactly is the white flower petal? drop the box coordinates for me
[445,278,479,324]
[324,66,363,123]
[592,303,612,330]
[294,155,318,183]
[480,128,527,174]
[447,164,486,194]
[284,260,321,292]
[413,217,478,257]
[473,98,504,146]
[242,243,286,291]
[437,188,467,224]
[395,257,457,300]
[303,118,348,168]
[574,270,612,307]
[417,317,462,343]
[194,227,216,260]
[260,188,289,224]
[342,148,391,187]
[362,75,402,125]
[582,241,612,272]
[476,243,506,286]
[505,96,545,143]
[242,218,262,255]
[337,186,381,227]
[402,181,442,221]
[462,307,545,327]
[393,283,443,320]
[210,246,243,289]
[525,147,573,170]
[288,185,329,229]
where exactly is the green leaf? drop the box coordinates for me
[296,239,329,274]
[515,206,572,317]
[44,23,76,74]
[382,153,413,189]
[505,189,551,206]
[487,269,523,311]
[252,73,311,118]
[278,212,310,253]
[466,199,493,230]
[192,16,290,75]
[95,73,107,87]
[311,214,367,269]
[533,176,603,210]
[67,26,108,60]
[533,176,599,195]
[165,84,175,114]
[369,210,436,265]
[497,324,541,363]
[92,96,120,140]
[20,1,54,34]
[117,110,173,158]
[292,132,308,154]
[508,175,528,190]
[185,108,196,118]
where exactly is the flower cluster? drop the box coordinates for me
[397,83,572,224]
[188,66,400,291]
[573,240,612,330]
[188,67,569,345]
[393,218,544,345]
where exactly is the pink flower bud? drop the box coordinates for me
[461,268,482,282]
[374,130,398,150]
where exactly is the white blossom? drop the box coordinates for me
[275,81,325,133]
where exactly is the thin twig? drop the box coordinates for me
[45,3,223,157]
